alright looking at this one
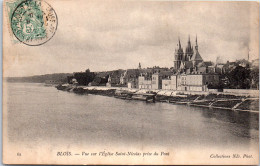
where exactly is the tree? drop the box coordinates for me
[227,66,251,89]
[250,67,259,89]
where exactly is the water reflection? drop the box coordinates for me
[6,83,259,149]
[201,107,258,130]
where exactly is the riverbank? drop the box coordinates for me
[56,84,259,113]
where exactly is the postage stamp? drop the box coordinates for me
[9,0,58,46]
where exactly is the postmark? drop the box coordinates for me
[10,0,58,46]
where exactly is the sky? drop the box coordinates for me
[3,0,259,77]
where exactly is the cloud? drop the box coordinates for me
[3,1,259,77]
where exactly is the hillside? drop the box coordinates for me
[5,73,73,83]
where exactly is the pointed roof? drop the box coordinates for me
[185,35,193,53]
[176,37,183,52]
[175,39,183,58]
[178,37,182,49]
[191,35,203,61]
[204,61,214,67]
[191,50,203,61]
[194,35,198,50]
[195,34,198,46]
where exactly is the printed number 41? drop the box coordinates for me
[17,153,21,156]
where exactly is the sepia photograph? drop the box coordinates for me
[2,0,259,165]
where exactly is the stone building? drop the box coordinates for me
[161,36,220,91]
[151,73,162,89]
[138,71,172,90]
[161,73,219,91]
[120,69,140,88]
[138,73,152,89]
[161,75,177,90]
[139,36,220,91]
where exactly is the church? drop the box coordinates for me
[173,36,210,74]
[138,36,220,91]
[160,36,220,91]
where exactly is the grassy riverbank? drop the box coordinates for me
[56,84,259,113]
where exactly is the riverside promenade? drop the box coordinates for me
[56,84,259,113]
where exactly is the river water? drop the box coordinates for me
[6,83,259,150]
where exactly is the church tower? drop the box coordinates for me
[191,35,203,67]
[174,37,184,70]
[185,35,193,61]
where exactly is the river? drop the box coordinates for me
[5,83,259,151]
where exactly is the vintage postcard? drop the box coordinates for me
[2,0,259,165]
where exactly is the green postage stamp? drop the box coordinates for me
[5,0,58,46]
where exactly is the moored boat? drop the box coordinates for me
[132,93,155,102]
[114,90,133,100]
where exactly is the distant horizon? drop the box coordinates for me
[4,57,258,78]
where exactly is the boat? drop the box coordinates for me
[132,93,155,102]
[114,90,133,100]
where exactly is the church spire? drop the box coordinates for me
[187,35,191,48]
[186,35,192,51]
[195,35,198,50]
[185,35,194,61]
[178,37,181,49]
[174,37,184,70]
[248,49,250,61]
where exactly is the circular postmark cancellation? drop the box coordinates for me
[11,0,58,46]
